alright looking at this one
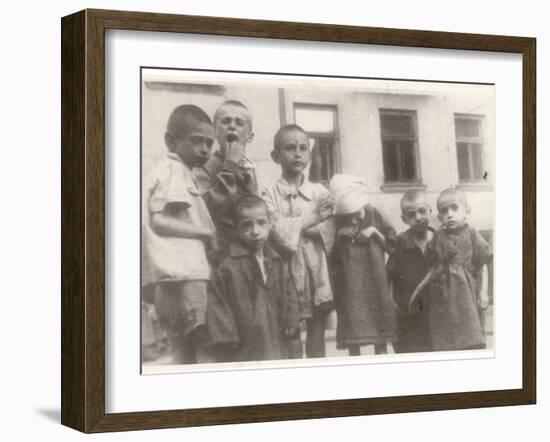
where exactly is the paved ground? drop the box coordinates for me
[143,306,494,367]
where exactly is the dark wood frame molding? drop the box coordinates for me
[61,9,536,433]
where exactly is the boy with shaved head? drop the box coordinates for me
[194,100,258,262]
[142,104,217,364]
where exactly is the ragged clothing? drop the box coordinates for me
[142,153,215,286]
[387,228,434,353]
[425,224,492,351]
[194,150,257,262]
[206,242,300,362]
[261,177,335,319]
[331,204,397,348]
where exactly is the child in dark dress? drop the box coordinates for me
[206,195,300,362]
[409,187,492,351]
[387,190,433,353]
[329,174,397,356]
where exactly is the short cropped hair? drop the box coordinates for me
[273,124,308,152]
[400,189,428,212]
[232,195,269,223]
[166,104,212,142]
[213,99,252,127]
[436,187,468,211]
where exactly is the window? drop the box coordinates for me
[294,104,339,184]
[379,109,421,183]
[454,114,485,182]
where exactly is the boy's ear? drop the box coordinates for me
[270,149,281,164]
[247,131,255,144]
[400,214,408,225]
[164,131,176,152]
[437,212,444,223]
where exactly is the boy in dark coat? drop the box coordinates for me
[387,190,433,353]
[206,195,300,362]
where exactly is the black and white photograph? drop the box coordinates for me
[140,68,494,373]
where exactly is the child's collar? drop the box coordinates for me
[277,175,314,201]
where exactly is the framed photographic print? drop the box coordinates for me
[61,9,536,433]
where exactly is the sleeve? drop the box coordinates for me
[282,263,300,331]
[202,162,257,228]
[424,235,438,267]
[205,267,240,347]
[317,216,337,255]
[471,228,493,269]
[372,206,397,253]
[148,162,193,213]
[424,235,446,281]
[261,188,302,253]
[386,236,401,280]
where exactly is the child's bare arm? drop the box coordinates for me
[478,264,490,310]
[151,211,215,240]
[388,280,401,314]
[408,270,433,314]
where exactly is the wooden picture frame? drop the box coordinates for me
[61,8,536,433]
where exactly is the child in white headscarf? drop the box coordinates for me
[329,174,398,356]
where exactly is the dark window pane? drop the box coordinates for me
[456,142,470,180]
[380,113,414,137]
[308,137,334,183]
[401,141,417,181]
[471,143,484,179]
[455,118,481,138]
[382,140,399,181]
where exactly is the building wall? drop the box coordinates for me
[142,78,493,233]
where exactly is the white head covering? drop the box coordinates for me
[329,174,369,215]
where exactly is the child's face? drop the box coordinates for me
[401,197,431,233]
[214,104,254,151]
[437,195,469,230]
[236,205,271,251]
[338,207,365,228]
[272,130,311,176]
[168,120,215,168]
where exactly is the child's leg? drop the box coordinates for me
[153,280,208,364]
[348,345,360,356]
[374,343,388,354]
[305,308,330,358]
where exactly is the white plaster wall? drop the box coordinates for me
[142,81,493,232]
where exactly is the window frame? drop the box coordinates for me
[293,103,340,185]
[454,113,487,184]
[378,108,423,187]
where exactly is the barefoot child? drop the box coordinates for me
[329,174,397,356]
[206,195,300,362]
[261,124,334,358]
[142,104,217,364]
[409,187,492,351]
[387,190,433,353]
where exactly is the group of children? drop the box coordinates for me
[142,99,493,365]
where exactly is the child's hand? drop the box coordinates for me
[284,326,301,339]
[478,290,490,311]
[225,141,246,164]
[318,197,333,221]
[390,296,401,315]
[202,227,217,239]
[356,226,381,244]
[408,289,421,314]
[337,226,359,240]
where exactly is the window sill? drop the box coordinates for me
[456,182,493,192]
[380,183,427,193]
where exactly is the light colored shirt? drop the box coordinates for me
[261,177,335,316]
[142,153,215,286]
